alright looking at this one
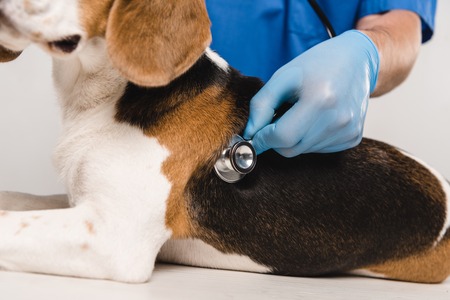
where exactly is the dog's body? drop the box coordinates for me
[0,0,449,283]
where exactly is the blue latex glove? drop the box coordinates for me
[243,30,379,157]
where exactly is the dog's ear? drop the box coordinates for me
[106,0,211,87]
[0,45,22,62]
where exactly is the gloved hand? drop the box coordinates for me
[243,30,379,157]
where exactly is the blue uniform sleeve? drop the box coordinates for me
[358,0,437,43]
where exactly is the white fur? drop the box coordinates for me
[0,113,173,282]
[205,47,229,72]
[400,151,450,244]
[0,29,174,282]
[158,239,271,273]
[349,269,386,279]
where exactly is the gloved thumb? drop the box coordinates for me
[243,87,276,140]
[249,123,278,155]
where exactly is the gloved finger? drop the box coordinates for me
[250,97,322,155]
[314,139,362,154]
[307,131,363,154]
[273,110,339,157]
[304,113,365,153]
[274,142,309,158]
[243,67,303,139]
[250,123,277,155]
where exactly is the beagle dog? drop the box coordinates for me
[0,0,449,284]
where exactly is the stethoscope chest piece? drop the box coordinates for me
[214,135,257,183]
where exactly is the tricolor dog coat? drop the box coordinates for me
[0,0,449,283]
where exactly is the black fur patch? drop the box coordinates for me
[186,139,447,276]
[115,53,261,132]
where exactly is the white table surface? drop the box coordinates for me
[0,263,449,300]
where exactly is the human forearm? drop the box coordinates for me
[357,10,422,97]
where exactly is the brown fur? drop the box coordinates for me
[367,234,450,283]
[22,0,34,14]
[15,222,29,236]
[145,86,242,238]
[0,45,21,62]
[106,0,211,87]
[79,0,114,38]
[85,221,96,235]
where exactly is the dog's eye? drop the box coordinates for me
[48,35,81,53]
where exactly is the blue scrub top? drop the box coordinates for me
[205,0,437,82]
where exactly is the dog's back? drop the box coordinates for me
[183,139,450,281]
[135,53,450,283]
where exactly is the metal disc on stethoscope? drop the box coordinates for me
[214,135,257,183]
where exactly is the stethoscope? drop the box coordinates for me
[214,0,336,183]
[214,135,256,183]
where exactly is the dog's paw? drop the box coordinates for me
[0,191,24,210]
[0,192,70,211]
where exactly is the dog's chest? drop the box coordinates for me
[53,104,172,207]
[50,40,174,206]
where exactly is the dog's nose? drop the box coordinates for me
[48,35,81,53]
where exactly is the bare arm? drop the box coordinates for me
[357,10,422,97]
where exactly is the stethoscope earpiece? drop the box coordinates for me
[214,135,257,183]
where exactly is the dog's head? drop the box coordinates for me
[0,0,211,86]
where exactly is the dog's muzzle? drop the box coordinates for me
[214,135,257,183]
